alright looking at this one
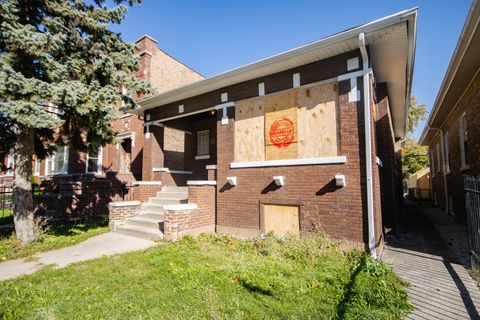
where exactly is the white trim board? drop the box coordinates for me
[230,156,347,169]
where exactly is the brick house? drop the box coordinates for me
[0,35,203,187]
[127,9,417,254]
[419,1,480,222]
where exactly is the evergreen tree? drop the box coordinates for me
[0,0,153,243]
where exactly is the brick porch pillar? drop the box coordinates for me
[142,124,165,181]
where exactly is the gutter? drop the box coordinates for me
[359,33,377,259]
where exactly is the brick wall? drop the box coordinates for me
[215,79,368,247]
[163,185,216,241]
[428,70,480,222]
[375,83,400,228]
[108,201,141,231]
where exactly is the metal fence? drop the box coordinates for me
[0,182,136,227]
[0,186,13,225]
[464,175,480,269]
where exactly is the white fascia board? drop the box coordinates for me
[230,156,347,169]
[133,8,417,114]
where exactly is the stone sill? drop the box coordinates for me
[230,156,347,169]
[108,201,141,207]
[187,180,217,186]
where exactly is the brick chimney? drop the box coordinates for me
[134,35,158,96]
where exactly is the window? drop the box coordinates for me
[34,158,41,176]
[436,143,441,173]
[444,131,450,173]
[46,145,69,175]
[6,149,14,176]
[429,149,435,177]
[196,130,210,159]
[86,147,103,174]
[459,112,469,170]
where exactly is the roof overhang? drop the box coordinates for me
[133,8,417,139]
[419,1,480,145]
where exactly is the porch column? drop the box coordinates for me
[142,124,165,181]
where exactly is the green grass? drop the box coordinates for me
[0,220,108,261]
[0,233,412,319]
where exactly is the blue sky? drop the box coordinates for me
[111,0,472,139]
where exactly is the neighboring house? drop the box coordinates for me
[419,0,480,222]
[131,9,417,252]
[407,167,431,200]
[0,35,203,186]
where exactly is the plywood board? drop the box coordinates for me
[264,204,300,236]
[265,91,298,160]
[234,97,265,162]
[297,83,338,158]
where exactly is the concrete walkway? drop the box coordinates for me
[383,201,480,319]
[0,232,156,281]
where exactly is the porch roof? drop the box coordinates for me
[132,8,417,139]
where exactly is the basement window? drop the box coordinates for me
[196,130,210,160]
[459,112,470,170]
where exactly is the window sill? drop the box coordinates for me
[230,156,347,169]
[195,155,210,160]
[461,165,470,172]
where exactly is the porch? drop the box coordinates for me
[142,110,218,186]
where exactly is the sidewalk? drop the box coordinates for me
[383,200,480,319]
[0,232,156,281]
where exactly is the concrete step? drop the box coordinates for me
[115,225,163,241]
[163,186,189,193]
[137,212,165,220]
[124,216,163,229]
[155,191,188,199]
[141,203,166,213]
[148,197,186,205]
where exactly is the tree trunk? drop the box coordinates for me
[13,127,36,244]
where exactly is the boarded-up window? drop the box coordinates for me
[265,91,298,160]
[234,82,338,162]
[264,204,300,236]
[235,97,265,162]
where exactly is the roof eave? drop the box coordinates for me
[419,1,480,146]
[133,8,418,116]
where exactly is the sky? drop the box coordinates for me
[110,0,472,140]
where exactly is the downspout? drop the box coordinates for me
[359,33,377,259]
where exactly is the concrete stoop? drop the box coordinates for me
[115,186,189,241]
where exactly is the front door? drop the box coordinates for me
[119,138,132,173]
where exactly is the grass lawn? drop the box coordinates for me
[0,220,108,261]
[0,234,412,319]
